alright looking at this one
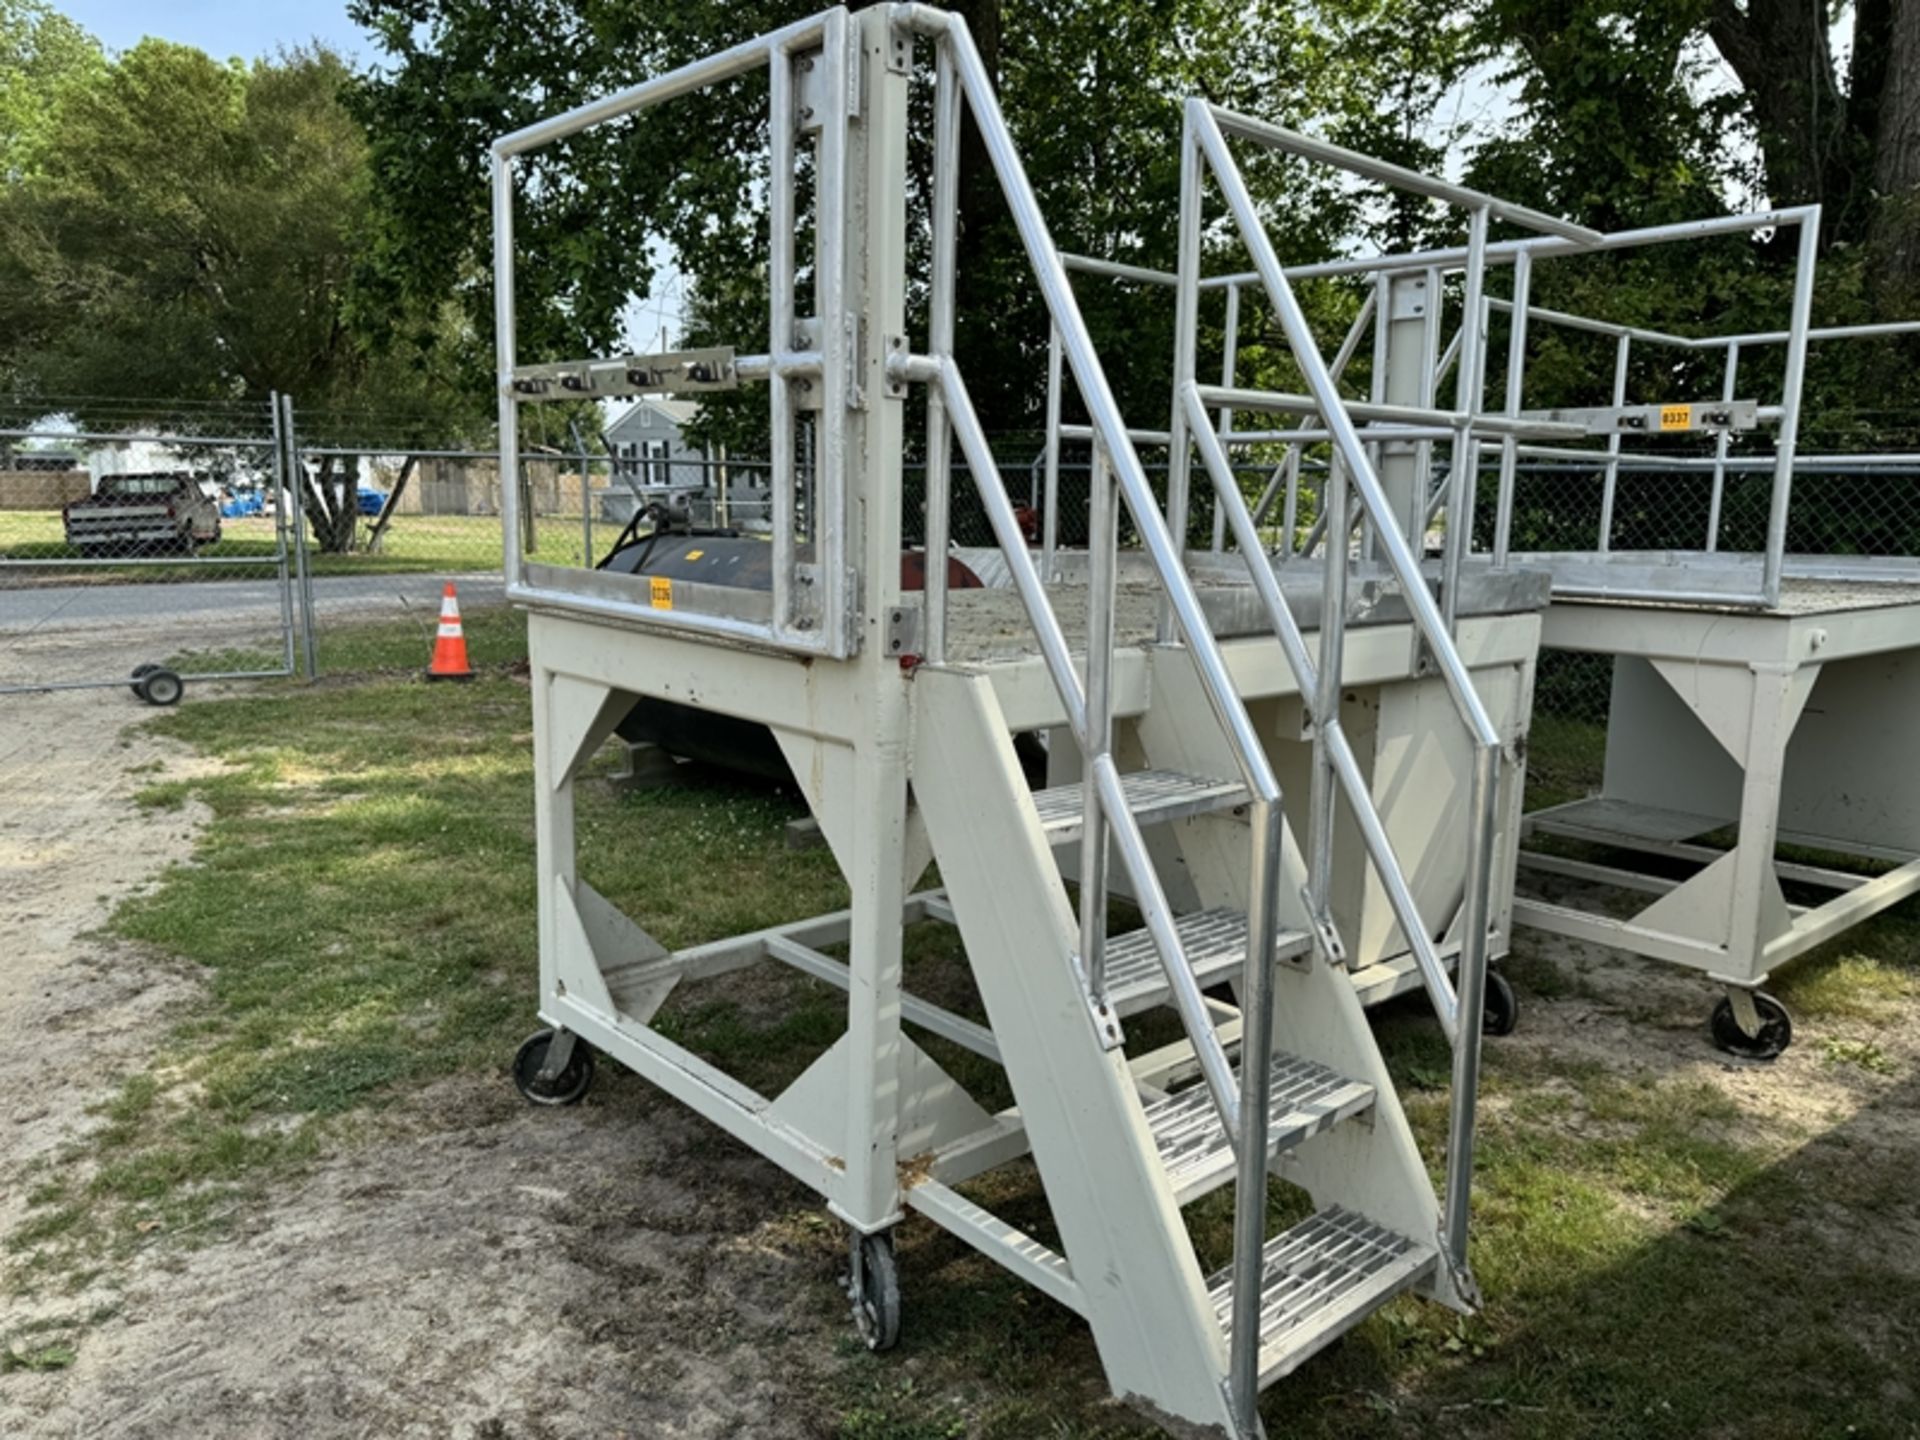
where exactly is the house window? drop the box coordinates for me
[642,439,670,487]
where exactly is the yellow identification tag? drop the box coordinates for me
[684,549,704,560]
[1659,404,1692,431]
[650,577,673,610]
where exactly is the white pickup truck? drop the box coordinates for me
[62,472,223,555]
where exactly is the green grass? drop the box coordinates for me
[0,510,591,577]
[312,603,531,676]
[1521,711,1607,811]
[9,667,1920,1438]
[6,665,846,1291]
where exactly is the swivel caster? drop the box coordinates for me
[1482,970,1519,1037]
[847,1229,901,1352]
[512,1027,596,1105]
[1710,991,1792,1060]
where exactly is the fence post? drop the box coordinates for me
[569,421,593,567]
[268,391,297,679]
[519,457,537,557]
[282,395,320,679]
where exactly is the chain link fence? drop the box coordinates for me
[1487,453,1920,559]
[0,397,295,696]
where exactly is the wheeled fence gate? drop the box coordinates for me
[0,396,301,700]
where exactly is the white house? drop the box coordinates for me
[605,397,705,487]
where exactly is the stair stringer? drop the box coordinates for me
[1134,643,1467,1314]
[911,665,1239,1434]
[1267,958,1467,1311]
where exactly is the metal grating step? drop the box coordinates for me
[1103,909,1311,1018]
[1031,769,1248,845]
[1207,1207,1435,1388]
[1144,1053,1374,1205]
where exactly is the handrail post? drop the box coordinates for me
[1762,212,1820,605]
[1598,333,1630,554]
[1081,443,1116,1023]
[923,38,960,663]
[1442,205,1489,631]
[768,46,798,636]
[1279,447,1301,558]
[1492,248,1531,565]
[1442,742,1499,1284]
[1211,281,1241,553]
[1163,118,1206,639]
[1306,448,1348,942]
[1706,340,1739,552]
[1228,796,1284,1433]
[1043,322,1063,579]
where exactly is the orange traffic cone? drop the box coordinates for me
[426,581,476,682]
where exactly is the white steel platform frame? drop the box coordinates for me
[1516,590,1920,1028]
[491,8,1557,1435]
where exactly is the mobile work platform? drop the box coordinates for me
[494,8,1586,1436]
[1445,228,1920,1057]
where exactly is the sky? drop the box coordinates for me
[59,0,366,62]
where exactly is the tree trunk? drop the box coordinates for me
[300,455,360,554]
[1706,0,1863,237]
[363,455,417,554]
[1869,1,1920,297]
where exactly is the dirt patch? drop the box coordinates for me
[0,689,216,1242]
[4,1076,843,1439]
[1504,925,1917,1144]
[0,693,847,1438]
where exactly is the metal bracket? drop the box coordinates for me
[1388,272,1429,322]
[883,602,920,658]
[1086,987,1125,1050]
[792,317,826,412]
[883,333,909,398]
[1438,1229,1484,1311]
[1302,891,1345,968]
[794,50,824,133]
[884,18,914,74]
[846,314,867,411]
[512,347,737,400]
[1724,985,1764,1035]
[533,1028,578,1083]
[1523,398,1761,435]
[843,569,865,654]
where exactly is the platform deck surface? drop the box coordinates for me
[1563,577,1920,618]
[939,559,1551,665]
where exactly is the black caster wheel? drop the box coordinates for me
[848,1230,901,1353]
[137,668,184,707]
[1482,970,1519,1037]
[512,1028,596,1105]
[129,663,158,698]
[1710,992,1792,1060]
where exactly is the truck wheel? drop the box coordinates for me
[137,668,184,707]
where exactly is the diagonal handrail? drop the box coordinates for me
[898,18,1294,1431]
[1181,99,1500,1347]
[902,5,1290,1161]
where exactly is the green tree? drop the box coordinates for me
[0,39,486,550]
[0,0,101,180]
[347,0,1474,470]
[1460,3,1920,552]
[1470,1,1920,304]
